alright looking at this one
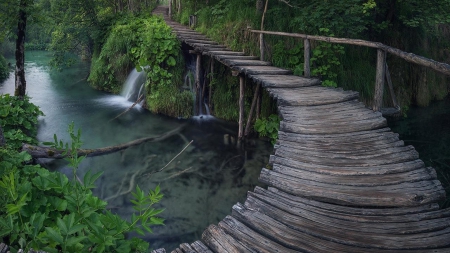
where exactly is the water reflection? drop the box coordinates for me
[0,51,272,250]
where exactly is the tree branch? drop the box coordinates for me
[22,124,187,159]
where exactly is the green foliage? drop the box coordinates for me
[254,114,280,145]
[0,123,164,253]
[0,95,44,149]
[310,28,345,88]
[0,55,10,82]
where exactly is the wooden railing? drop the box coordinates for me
[248,29,450,112]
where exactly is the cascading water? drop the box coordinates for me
[183,57,213,119]
[121,68,146,102]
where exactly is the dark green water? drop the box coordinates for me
[0,51,272,250]
[388,97,450,208]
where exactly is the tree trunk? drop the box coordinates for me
[14,0,27,98]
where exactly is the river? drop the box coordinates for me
[0,51,272,250]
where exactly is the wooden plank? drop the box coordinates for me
[255,186,442,219]
[277,128,396,142]
[214,55,259,61]
[271,163,437,186]
[231,202,450,250]
[180,243,197,253]
[279,117,387,134]
[232,65,292,75]
[270,87,359,106]
[190,241,213,253]
[202,225,254,252]
[218,216,299,253]
[171,249,183,253]
[245,194,450,236]
[203,50,245,56]
[259,168,445,207]
[274,145,419,166]
[275,139,405,154]
[269,155,429,176]
[221,59,272,67]
[248,74,321,88]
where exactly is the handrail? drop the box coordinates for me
[248,29,450,76]
[248,28,450,112]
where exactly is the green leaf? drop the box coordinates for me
[57,218,68,236]
[45,227,64,244]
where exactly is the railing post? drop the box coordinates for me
[168,0,172,20]
[260,33,264,61]
[304,39,311,77]
[373,49,386,111]
[385,63,399,109]
[238,75,245,139]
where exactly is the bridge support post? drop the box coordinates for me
[238,75,245,139]
[373,49,386,111]
[244,83,261,137]
[304,39,311,78]
[195,53,202,115]
[168,0,172,20]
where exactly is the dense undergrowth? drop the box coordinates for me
[173,0,450,108]
[89,14,193,118]
[0,95,164,253]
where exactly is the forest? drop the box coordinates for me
[1,0,450,252]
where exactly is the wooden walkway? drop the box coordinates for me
[152,6,450,253]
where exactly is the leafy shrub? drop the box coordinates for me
[254,114,280,145]
[0,123,164,253]
[0,95,44,149]
[0,55,10,82]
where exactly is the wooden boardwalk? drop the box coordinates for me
[152,6,450,253]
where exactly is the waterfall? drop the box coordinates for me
[121,68,146,102]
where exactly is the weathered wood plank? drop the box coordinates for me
[280,117,387,134]
[214,55,259,61]
[255,187,442,219]
[202,225,254,252]
[190,241,213,253]
[232,65,292,75]
[221,59,272,67]
[152,249,166,253]
[270,87,359,106]
[269,155,428,176]
[203,50,245,56]
[271,163,438,186]
[259,169,445,207]
[245,194,450,236]
[218,216,299,253]
[248,74,321,88]
[179,243,197,253]
[171,248,183,253]
[232,202,450,250]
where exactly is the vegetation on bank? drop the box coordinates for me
[0,55,10,83]
[89,14,193,118]
[0,95,164,253]
[173,0,450,107]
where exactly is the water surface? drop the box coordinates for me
[0,51,272,250]
[388,98,450,208]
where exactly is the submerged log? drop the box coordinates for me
[22,124,186,159]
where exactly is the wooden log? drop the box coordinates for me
[22,124,186,159]
[373,49,386,111]
[238,75,245,139]
[304,39,311,77]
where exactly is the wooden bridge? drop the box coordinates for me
[152,6,450,253]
